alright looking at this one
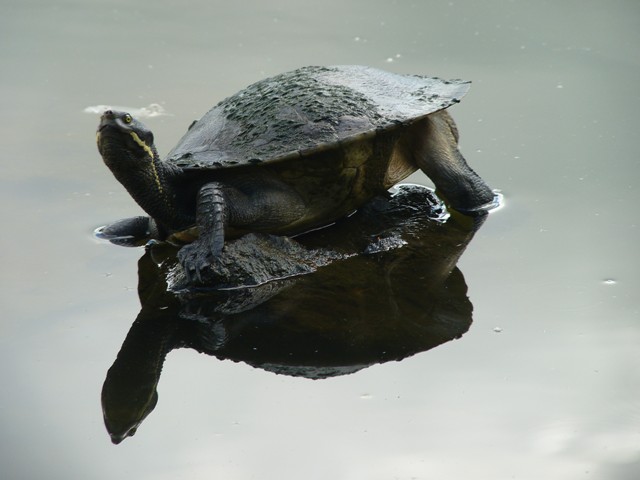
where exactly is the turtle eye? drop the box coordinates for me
[123,114,133,124]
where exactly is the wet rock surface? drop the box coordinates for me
[165,184,455,290]
[188,233,345,289]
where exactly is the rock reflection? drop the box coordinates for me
[101,185,488,444]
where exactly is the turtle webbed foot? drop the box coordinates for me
[96,216,156,247]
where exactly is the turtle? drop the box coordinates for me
[96,65,494,282]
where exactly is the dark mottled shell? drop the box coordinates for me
[166,65,470,169]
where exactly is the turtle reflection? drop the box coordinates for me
[101,185,488,444]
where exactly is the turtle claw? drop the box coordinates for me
[177,243,215,284]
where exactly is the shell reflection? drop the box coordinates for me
[101,185,488,444]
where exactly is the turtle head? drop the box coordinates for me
[97,110,158,166]
[96,110,183,229]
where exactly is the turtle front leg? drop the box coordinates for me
[177,176,307,284]
[97,216,161,247]
[177,182,227,282]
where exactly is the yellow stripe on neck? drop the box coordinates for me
[129,131,164,195]
[129,132,155,159]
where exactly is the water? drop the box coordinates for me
[1,1,639,478]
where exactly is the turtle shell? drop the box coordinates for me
[166,65,470,169]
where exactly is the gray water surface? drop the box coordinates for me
[1,1,639,479]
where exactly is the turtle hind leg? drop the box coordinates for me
[413,111,495,214]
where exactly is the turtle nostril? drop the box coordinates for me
[102,110,115,120]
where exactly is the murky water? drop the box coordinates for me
[2,1,639,479]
